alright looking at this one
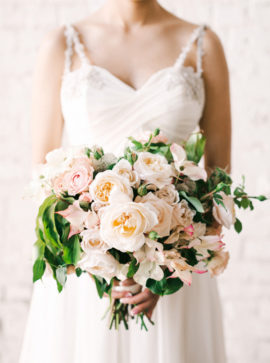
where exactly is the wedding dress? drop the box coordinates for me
[19,22,226,363]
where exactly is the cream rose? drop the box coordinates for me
[80,229,108,253]
[171,199,196,229]
[89,170,133,204]
[136,192,173,237]
[155,184,179,205]
[99,202,158,252]
[113,159,140,187]
[77,250,122,283]
[207,250,230,277]
[133,152,173,188]
[213,191,236,229]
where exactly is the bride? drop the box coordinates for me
[20,0,231,362]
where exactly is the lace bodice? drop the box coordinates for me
[60,22,207,154]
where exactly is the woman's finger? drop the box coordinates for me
[111,290,132,299]
[120,289,151,305]
[130,300,153,315]
[121,278,135,286]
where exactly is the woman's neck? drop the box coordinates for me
[100,0,163,29]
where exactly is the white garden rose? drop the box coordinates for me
[77,250,122,283]
[113,159,140,187]
[155,184,179,205]
[80,229,108,253]
[213,191,236,229]
[99,202,159,252]
[89,170,133,204]
[133,152,173,188]
[136,192,173,237]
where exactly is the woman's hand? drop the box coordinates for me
[111,277,140,300]
[113,278,159,319]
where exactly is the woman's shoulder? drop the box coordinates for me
[36,25,67,69]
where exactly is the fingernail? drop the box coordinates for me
[131,308,138,315]
[125,292,132,297]
[120,298,128,303]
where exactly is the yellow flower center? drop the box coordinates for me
[95,181,113,202]
[113,213,136,236]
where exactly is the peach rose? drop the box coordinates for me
[171,199,196,230]
[136,192,173,237]
[99,201,158,252]
[155,184,179,205]
[207,250,230,277]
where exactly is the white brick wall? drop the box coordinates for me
[0,1,269,362]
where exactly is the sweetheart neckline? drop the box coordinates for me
[62,63,204,93]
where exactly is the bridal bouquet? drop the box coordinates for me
[27,129,266,330]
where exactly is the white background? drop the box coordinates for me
[0,0,270,362]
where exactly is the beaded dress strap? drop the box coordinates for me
[175,24,207,77]
[63,23,91,75]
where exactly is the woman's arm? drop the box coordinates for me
[30,26,66,165]
[200,28,232,175]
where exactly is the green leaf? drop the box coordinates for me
[127,258,140,278]
[56,265,67,288]
[185,133,206,163]
[33,259,46,282]
[153,128,160,136]
[62,234,82,265]
[42,201,62,250]
[131,140,143,150]
[35,195,58,244]
[241,198,250,209]
[33,239,45,260]
[57,280,63,293]
[180,247,198,266]
[85,147,91,158]
[93,275,107,298]
[179,191,204,213]
[234,218,242,233]
[146,269,184,296]
[148,231,160,240]
[254,195,267,202]
[137,184,148,196]
[75,267,83,277]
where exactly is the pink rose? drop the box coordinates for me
[79,192,92,203]
[136,130,168,144]
[65,157,94,196]
[52,173,68,195]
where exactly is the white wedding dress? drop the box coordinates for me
[19,22,226,363]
